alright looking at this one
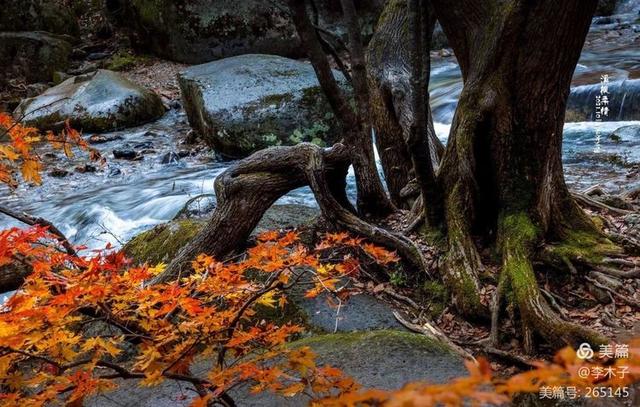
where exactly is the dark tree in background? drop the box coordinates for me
[158,0,632,351]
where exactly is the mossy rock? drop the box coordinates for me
[108,0,384,64]
[88,330,466,407]
[123,204,320,265]
[123,219,205,266]
[178,54,349,158]
[227,330,468,405]
[0,0,79,36]
[13,70,165,132]
[0,32,71,87]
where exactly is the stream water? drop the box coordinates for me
[1,2,640,253]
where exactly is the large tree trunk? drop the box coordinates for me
[433,0,607,346]
[366,0,445,209]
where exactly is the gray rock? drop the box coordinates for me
[298,293,406,333]
[611,124,640,140]
[179,54,347,158]
[108,0,384,64]
[0,32,71,86]
[13,70,165,132]
[0,0,79,36]
[87,330,466,407]
[230,330,468,406]
[566,79,640,122]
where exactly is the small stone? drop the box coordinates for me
[108,167,122,177]
[133,141,153,149]
[113,149,138,160]
[88,134,122,144]
[75,164,97,173]
[49,168,69,177]
[87,52,111,61]
[160,152,180,164]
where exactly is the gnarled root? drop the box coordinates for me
[302,144,430,273]
[154,143,429,284]
[441,187,487,320]
[499,213,607,350]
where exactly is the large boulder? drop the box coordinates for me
[13,70,165,132]
[0,0,79,36]
[107,0,384,64]
[0,32,71,86]
[566,79,640,122]
[596,0,620,15]
[178,54,347,158]
[87,330,467,407]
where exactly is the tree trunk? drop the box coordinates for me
[432,0,607,345]
[288,0,394,218]
[366,0,444,209]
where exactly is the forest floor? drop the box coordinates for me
[332,193,640,374]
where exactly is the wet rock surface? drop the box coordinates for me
[13,70,165,132]
[178,54,347,158]
[87,330,466,407]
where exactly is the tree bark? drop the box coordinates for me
[288,0,394,218]
[432,0,606,345]
[407,0,440,227]
[366,0,444,208]
[156,143,426,284]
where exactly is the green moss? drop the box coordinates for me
[420,281,448,318]
[290,330,453,354]
[133,0,164,25]
[550,229,621,264]
[107,52,148,72]
[123,219,205,265]
[499,212,538,288]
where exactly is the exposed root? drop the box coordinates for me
[591,265,640,279]
[572,192,632,216]
[393,311,474,360]
[584,275,640,309]
[490,272,508,346]
[154,143,351,284]
[499,213,607,349]
[607,232,640,256]
[440,185,487,320]
[303,144,430,274]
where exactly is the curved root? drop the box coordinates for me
[500,213,607,349]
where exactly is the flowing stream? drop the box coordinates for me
[1,4,640,253]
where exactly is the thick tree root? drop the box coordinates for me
[154,143,429,284]
[303,144,430,273]
[441,187,486,320]
[153,144,350,284]
[499,213,608,349]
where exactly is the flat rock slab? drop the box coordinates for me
[14,70,165,132]
[178,54,347,158]
[88,330,467,407]
[299,292,406,333]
